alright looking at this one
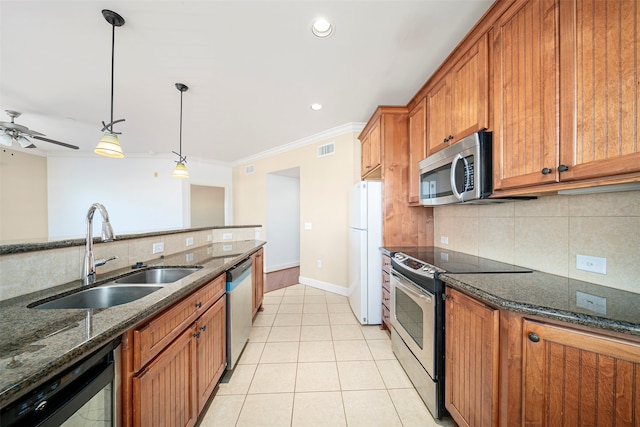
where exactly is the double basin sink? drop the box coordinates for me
[31,267,202,310]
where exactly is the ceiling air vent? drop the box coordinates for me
[245,165,255,174]
[317,142,335,157]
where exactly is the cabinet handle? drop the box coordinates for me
[528,333,540,343]
[194,332,201,339]
[200,325,207,332]
[541,168,552,175]
[443,137,447,143]
[448,135,454,141]
[195,302,202,309]
[557,164,569,172]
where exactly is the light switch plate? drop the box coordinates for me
[185,237,194,247]
[576,254,607,274]
[152,242,164,254]
[440,236,449,245]
[304,222,312,230]
[576,291,607,315]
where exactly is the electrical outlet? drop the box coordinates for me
[576,254,607,274]
[223,244,232,251]
[441,236,449,245]
[207,234,213,242]
[185,253,194,263]
[223,233,233,240]
[304,222,312,230]
[152,242,164,254]
[317,259,322,268]
[576,291,607,315]
[185,237,194,247]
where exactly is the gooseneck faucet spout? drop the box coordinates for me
[83,203,116,285]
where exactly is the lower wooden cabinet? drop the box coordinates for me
[195,297,226,413]
[523,319,640,426]
[251,248,264,317]
[381,254,391,332]
[445,287,499,427]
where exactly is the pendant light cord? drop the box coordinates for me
[109,23,115,133]
[179,89,183,158]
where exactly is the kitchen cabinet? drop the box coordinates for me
[360,117,382,179]
[251,248,264,317]
[359,106,433,247]
[408,97,426,205]
[444,287,499,427]
[426,33,489,156]
[522,319,640,426]
[381,254,391,333]
[123,273,226,427]
[493,0,640,193]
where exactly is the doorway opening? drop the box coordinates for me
[190,185,225,227]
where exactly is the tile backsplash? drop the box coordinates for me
[0,227,262,301]
[434,190,640,294]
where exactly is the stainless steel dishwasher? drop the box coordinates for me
[226,258,253,370]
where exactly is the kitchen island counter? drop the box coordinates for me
[0,240,265,408]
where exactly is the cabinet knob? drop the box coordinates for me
[541,168,552,175]
[448,135,454,141]
[194,332,201,339]
[195,302,202,309]
[528,333,540,343]
[200,325,207,332]
[443,138,447,143]
[557,164,569,172]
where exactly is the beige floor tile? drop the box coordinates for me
[367,339,395,360]
[282,296,304,304]
[333,340,373,361]
[376,359,414,388]
[267,326,301,342]
[287,284,306,291]
[302,303,328,314]
[300,325,332,341]
[198,394,245,426]
[252,313,275,327]
[266,288,285,296]
[337,361,385,390]
[304,287,326,295]
[342,390,402,427]
[273,313,303,326]
[304,295,327,304]
[301,312,330,325]
[284,288,305,296]
[237,342,265,365]
[331,324,365,341]
[216,364,257,395]
[329,312,359,325]
[278,303,303,314]
[327,303,352,313]
[260,303,279,314]
[361,325,390,340]
[262,295,282,305]
[326,294,348,303]
[298,341,335,362]
[248,363,298,394]
[248,326,271,342]
[259,341,299,363]
[236,393,294,427]
[295,362,341,392]
[291,391,346,427]
[388,388,456,426]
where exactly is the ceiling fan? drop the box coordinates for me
[0,110,79,150]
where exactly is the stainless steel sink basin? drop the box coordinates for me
[32,285,164,309]
[114,267,202,284]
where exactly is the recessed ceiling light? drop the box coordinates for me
[311,103,323,111]
[312,18,333,38]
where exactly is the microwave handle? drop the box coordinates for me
[449,152,465,200]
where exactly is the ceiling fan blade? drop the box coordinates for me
[32,135,79,150]
[0,121,44,136]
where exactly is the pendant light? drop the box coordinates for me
[172,83,189,178]
[95,10,126,158]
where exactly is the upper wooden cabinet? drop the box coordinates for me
[493,0,640,192]
[408,98,427,205]
[360,117,382,179]
[427,33,489,156]
[523,319,640,426]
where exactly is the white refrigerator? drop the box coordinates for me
[348,181,382,325]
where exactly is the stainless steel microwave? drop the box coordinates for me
[418,132,493,206]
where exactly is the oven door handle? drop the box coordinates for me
[391,271,433,303]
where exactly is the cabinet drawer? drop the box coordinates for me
[382,304,390,325]
[133,274,225,371]
[382,286,391,308]
[382,271,390,292]
[382,255,391,273]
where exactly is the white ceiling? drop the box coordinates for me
[0,0,493,164]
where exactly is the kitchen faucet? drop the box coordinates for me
[83,203,117,285]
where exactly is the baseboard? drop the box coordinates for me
[264,262,300,274]
[298,276,349,297]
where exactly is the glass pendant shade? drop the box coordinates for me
[95,133,124,158]
[0,133,12,147]
[172,162,189,178]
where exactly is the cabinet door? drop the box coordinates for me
[196,296,226,412]
[451,33,489,140]
[368,118,382,172]
[558,0,640,181]
[492,0,559,190]
[360,133,371,175]
[251,248,264,317]
[523,320,640,426]
[445,287,499,427]
[408,98,427,204]
[426,76,451,155]
[133,326,198,427]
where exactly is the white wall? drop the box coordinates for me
[47,155,232,239]
[265,171,300,272]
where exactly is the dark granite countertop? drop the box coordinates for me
[0,240,265,408]
[0,225,262,254]
[382,246,640,337]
